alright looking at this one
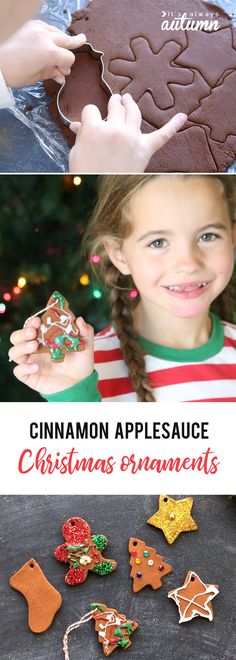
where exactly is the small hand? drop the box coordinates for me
[9,316,94,395]
[69,93,187,173]
[0,20,86,87]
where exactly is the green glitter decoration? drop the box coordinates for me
[50,333,80,360]
[91,603,105,613]
[92,534,107,551]
[93,561,114,576]
[114,622,133,637]
[114,621,134,649]
[53,291,65,309]
[117,638,129,649]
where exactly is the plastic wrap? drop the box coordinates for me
[10,1,87,172]
[9,0,236,173]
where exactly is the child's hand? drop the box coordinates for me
[9,316,94,395]
[0,20,86,87]
[69,94,187,173]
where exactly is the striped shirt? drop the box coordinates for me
[94,314,236,402]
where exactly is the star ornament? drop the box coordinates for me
[168,571,219,623]
[147,495,198,544]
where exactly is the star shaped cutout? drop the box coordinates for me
[109,36,193,110]
[147,495,198,544]
[168,571,219,623]
[175,27,236,89]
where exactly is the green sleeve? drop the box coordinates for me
[40,370,102,402]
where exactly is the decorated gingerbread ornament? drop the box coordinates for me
[25,290,83,362]
[168,571,219,624]
[9,558,62,633]
[147,495,198,544]
[63,603,138,658]
[91,603,138,655]
[54,517,117,585]
[129,537,172,592]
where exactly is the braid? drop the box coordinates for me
[107,265,156,402]
[211,282,235,323]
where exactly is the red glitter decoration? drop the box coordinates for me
[65,567,87,585]
[62,518,91,545]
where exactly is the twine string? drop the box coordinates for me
[23,300,58,327]
[63,610,97,660]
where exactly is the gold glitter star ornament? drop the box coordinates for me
[147,495,198,544]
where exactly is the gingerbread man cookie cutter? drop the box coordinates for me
[57,43,113,125]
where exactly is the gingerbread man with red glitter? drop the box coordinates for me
[54,517,117,585]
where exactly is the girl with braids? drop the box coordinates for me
[10,175,236,402]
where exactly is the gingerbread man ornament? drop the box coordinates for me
[54,517,117,585]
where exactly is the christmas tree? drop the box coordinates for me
[0,175,111,401]
[91,603,138,656]
[129,537,172,592]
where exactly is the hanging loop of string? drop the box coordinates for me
[23,300,58,327]
[63,609,98,660]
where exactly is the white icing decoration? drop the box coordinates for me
[168,571,219,623]
[96,610,127,650]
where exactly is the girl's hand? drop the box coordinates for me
[0,20,86,87]
[69,94,187,173]
[9,316,94,395]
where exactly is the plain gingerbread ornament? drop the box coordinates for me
[129,537,172,592]
[147,495,198,544]
[54,517,117,585]
[9,558,62,633]
[168,570,219,623]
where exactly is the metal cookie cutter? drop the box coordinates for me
[57,42,113,126]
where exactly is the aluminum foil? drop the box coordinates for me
[9,0,236,173]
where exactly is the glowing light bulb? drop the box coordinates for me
[73,176,82,186]
[130,289,139,299]
[13,286,21,295]
[18,276,27,288]
[92,288,102,299]
[91,255,101,264]
[79,273,90,286]
[3,293,11,301]
[0,303,6,313]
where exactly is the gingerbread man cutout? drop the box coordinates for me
[54,517,117,585]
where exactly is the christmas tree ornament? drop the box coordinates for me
[9,558,62,633]
[168,571,219,623]
[129,537,172,592]
[54,517,117,585]
[24,290,84,362]
[63,603,138,658]
[147,495,198,544]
